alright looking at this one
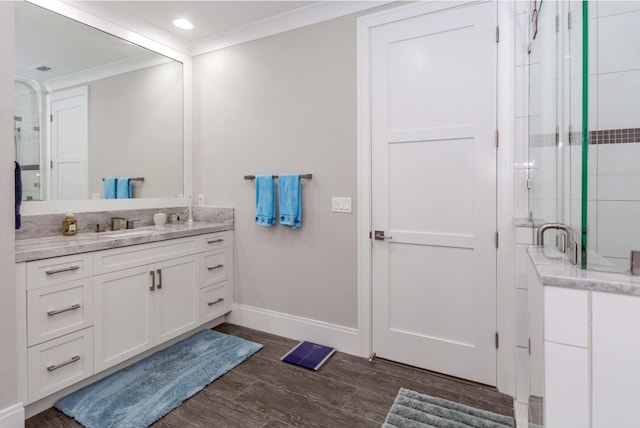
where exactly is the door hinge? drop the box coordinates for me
[50,160,53,169]
[555,126,560,146]
[528,338,531,355]
[568,11,573,30]
[495,231,499,249]
[495,129,499,147]
[369,231,372,240]
[50,114,53,122]
[495,332,499,349]
[569,124,573,144]
[526,178,533,190]
[555,14,560,32]
[496,26,500,43]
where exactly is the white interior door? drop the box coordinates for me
[49,86,88,200]
[370,1,497,386]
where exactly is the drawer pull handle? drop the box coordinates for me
[207,264,224,271]
[47,304,81,317]
[47,355,80,372]
[207,238,224,244]
[157,269,162,289]
[149,271,155,291]
[208,298,224,306]
[45,266,80,275]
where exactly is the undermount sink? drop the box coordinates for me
[102,230,158,238]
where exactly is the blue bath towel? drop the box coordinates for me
[104,177,117,199]
[278,174,301,228]
[15,161,22,230]
[116,177,132,199]
[255,175,275,226]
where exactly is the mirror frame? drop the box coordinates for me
[21,0,192,214]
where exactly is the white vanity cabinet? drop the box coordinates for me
[21,253,95,403]
[93,253,199,372]
[17,229,233,408]
[199,233,234,323]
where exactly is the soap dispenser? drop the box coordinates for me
[62,211,78,236]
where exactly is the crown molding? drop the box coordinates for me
[191,1,391,56]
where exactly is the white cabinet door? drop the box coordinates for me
[94,265,155,372]
[592,292,640,428]
[154,255,199,344]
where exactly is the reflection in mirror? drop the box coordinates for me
[14,2,184,202]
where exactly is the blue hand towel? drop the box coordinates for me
[278,174,301,228]
[15,161,22,230]
[116,177,132,199]
[104,177,117,199]
[255,175,275,227]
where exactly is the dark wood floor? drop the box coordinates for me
[27,323,514,427]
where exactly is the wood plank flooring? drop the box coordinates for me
[26,323,514,427]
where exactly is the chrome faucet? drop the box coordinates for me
[537,223,578,265]
[110,217,126,231]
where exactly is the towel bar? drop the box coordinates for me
[102,177,144,182]
[244,174,312,180]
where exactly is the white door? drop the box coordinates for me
[49,86,88,200]
[370,2,497,386]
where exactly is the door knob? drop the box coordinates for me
[374,230,392,240]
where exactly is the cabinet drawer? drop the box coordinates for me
[201,250,229,287]
[199,281,232,324]
[27,328,94,403]
[94,237,198,274]
[198,232,228,251]
[27,278,93,347]
[26,253,93,290]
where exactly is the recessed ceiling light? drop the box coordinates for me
[172,18,194,30]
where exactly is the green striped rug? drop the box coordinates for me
[383,388,515,428]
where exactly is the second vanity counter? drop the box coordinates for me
[16,222,233,263]
[527,246,640,296]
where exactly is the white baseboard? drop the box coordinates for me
[227,303,361,356]
[0,403,24,428]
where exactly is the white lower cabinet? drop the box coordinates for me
[19,230,233,406]
[592,292,640,428]
[27,328,94,403]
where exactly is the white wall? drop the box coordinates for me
[0,2,23,426]
[86,61,184,199]
[194,11,364,329]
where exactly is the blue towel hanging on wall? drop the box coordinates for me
[278,174,301,228]
[116,177,132,199]
[104,177,117,199]
[255,175,276,226]
[15,161,22,230]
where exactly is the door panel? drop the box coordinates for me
[371,2,497,386]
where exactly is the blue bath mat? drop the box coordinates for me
[55,329,262,428]
[383,388,515,428]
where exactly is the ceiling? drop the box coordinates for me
[66,1,320,42]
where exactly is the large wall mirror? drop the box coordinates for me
[15,1,191,214]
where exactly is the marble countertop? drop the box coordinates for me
[527,246,640,296]
[16,222,233,263]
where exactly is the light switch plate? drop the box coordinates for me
[332,197,352,213]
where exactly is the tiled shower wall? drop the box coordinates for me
[14,81,41,201]
[514,0,534,404]
[589,2,640,270]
